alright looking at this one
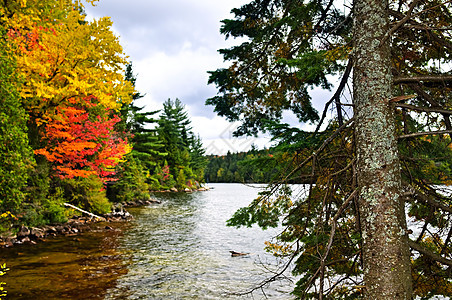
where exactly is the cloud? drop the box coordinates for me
[86,0,242,58]
[84,0,289,154]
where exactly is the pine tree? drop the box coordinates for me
[157,98,206,189]
[209,0,452,298]
[121,63,167,171]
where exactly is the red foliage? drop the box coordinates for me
[35,96,129,181]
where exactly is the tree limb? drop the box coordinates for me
[395,103,452,115]
[409,240,452,267]
[380,0,421,46]
[315,59,353,132]
[398,130,452,139]
[63,203,106,221]
[283,118,354,183]
[394,75,452,84]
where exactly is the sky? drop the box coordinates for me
[84,0,277,155]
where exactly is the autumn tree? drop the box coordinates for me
[209,0,452,298]
[0,0,135,221]
[34,96,130,181]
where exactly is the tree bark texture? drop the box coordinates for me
[353,0,413,298]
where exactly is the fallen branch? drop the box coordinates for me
[63,203,106,221]
[394,75,452,84]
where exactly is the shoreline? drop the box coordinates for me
[0,187,210,249]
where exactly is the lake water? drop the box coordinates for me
[1,183,295,299]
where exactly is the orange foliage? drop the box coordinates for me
[34,96,130,181]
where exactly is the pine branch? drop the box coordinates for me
[380,0,421,47]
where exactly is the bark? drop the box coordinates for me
[353,0,413,298]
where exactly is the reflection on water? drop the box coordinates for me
[1,225,130,299]
[1,184,295,299]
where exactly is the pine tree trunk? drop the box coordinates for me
[353,0,413,298]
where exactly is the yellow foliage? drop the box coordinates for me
[4,0,133,120]
[264,240,293,256]
[324,45,352,62]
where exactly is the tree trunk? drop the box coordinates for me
[353,0,413,298]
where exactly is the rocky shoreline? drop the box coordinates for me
[0,199,162,248]
[0,187,210,249]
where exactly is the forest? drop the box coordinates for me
[0,0,206,233]
[205,148,275,183]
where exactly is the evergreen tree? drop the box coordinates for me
[121,63,167,171]
[157,98,206,189]
[108,155,150,203]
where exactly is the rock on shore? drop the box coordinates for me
[0,210,134,248]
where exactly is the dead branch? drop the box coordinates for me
[315,59,353,132]
[380,0,421,46]
[63,203,106,221]
[283,118,354,183]
[227,241,300,297]
[394,75,452,84]
[395,103,452,115]
[412,192,452,214]
[319,190,358,297]
[398,130,452,139]
[408,240,452,267]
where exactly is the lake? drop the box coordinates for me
[1,183,295,299]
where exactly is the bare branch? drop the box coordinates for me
[395,103,452,115]
[319,189,358,298]
[228,242,300,297]
[282,118,354,183]
[380,0,421,46]
[398,130,452,139]
[409,240,452,267]
[412,191,452,214]
[394,75,452,84]
[315,59,353,132]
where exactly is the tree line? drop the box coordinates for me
[0,1,206,233]
[205,147,310,184]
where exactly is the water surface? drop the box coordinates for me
[2,183,295,299]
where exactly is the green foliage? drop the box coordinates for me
[155,98,206,189]
[0,212,17,234]
[205,148,281,183]
[108,155,150,203]
[41,187,67,224]
[0,27,34,214]
[63,176,111,215]
[175,168,187,190]
[149,161,176,191]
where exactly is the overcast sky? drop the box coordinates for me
[84,0,274,155]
